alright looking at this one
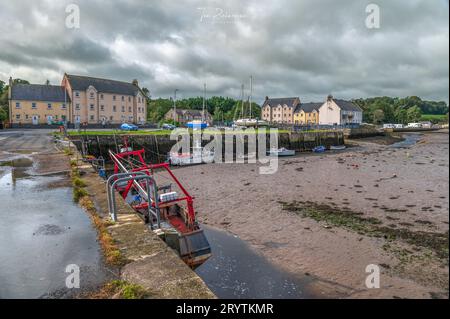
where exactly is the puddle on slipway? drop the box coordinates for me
[0,159,109,298]
[390,133,422,149]
[195,225,315,299]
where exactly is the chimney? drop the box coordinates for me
[132,79,139,87]
[9,76,12,87]
[265,96,269,101]
[327,94,333,101]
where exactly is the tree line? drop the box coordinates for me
[147,96,261,124]
[352,96,449,124]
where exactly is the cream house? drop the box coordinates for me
[8,74,147,125]
[9,78,70,125]
[62,74,147,124]
[318,95,363,125]
[261,97,300,124]
[164,109,212,125]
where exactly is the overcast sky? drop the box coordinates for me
[0,0,448,103]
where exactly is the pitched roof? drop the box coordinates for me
[294,102,322,113]
[11,84,70,102]
[174,109,210,116]
[333,99,362,112]
[262,97,300,108]
[66,74,142,96]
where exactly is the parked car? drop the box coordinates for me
[162,123,177,130]
[120,123,139,131]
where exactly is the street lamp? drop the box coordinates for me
[173,89,179,124]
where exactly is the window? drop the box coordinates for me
[113,105,116,112]
[32,102,37,109]
[90,92,94,99]
[138,97,141,103]
[61,103,66,109]
[100,105,105,111]
[75,92,80,97]
[100,94,104,99]
[15,102,20,108]
[110,116,113,121]
[128,97,131,102]
[90,115,94,120]
[121,106,125,112]
[47,103,52,109]
[121,96,124,101]
[113,95,116,101]
[75,103,80,110]
[128,106,132,112]
[25,115,29,120]
[16,114,20,119]
[90,104,94,111]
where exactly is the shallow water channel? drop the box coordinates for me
[0,157,109,298]
[195,225,315,299]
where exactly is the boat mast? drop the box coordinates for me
[202,83,206,122]
[249,75,253,119]
[241,84,244,119]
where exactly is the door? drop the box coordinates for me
[75,116,81,123]
[32,116,39,125]
[47,116,53,125]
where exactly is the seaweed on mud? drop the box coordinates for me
[279,201,449,261]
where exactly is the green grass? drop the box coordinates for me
[420,114,448,123]
[66,128,300,136]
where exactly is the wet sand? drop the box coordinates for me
[173,130,449,298]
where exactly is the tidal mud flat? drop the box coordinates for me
[174,130,449,298]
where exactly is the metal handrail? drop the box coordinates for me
[107,174,161,229]
[106,171,148,215]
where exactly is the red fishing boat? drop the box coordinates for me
[108,139,211,268]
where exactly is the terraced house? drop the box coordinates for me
[261,97,300,124]
[9,78,70,125]
[293,102,321,125]
[8,74,147,125]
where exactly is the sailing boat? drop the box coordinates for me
[187,83,209,130]
[234,76,268,127]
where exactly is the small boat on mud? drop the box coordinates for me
[267,147,295,157]
[312,145,326,153]
[168,140,215,166]
[109,140,211,268]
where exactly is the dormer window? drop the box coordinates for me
[90,92,94,99]
[75,92,80,97]
[32,102,36,109]
[15,102,20,108]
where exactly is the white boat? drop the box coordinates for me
[330,145,346,150]
[168,140,215,166]
[267,147,295,157]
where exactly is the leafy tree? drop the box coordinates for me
[0,108,7,122]
[372,109,385,124]
[407,105,422,122]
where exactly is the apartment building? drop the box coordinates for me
[9,80,70,125]
[261,97,300,124]
[293,102,321,125]
[8,74,147,125]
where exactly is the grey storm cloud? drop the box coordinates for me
[0,0,448,103]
